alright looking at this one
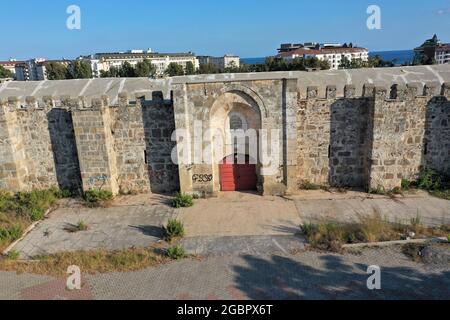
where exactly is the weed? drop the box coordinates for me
[166,245,186,259]
[301,211,448,252]
[163,219,185,241]
[172,193,194,208]
[7,250,20,260]
[83,190,113,207]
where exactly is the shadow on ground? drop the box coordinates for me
[130,225,164,238]
[233,254,450,300]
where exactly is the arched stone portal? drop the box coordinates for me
[210,90,262,192]
[172,78,298,197]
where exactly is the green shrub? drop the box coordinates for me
[417,169,441,191]
[7,250,20,260]
[30,208,45,221]
[83,190,113,207]
[447,235,450,243]
[0,190,17,212]
[172,193,194,208]
[6,226,22,241]
[0,226,23,242]
[166,245,186,260]
[49,187,74,199]
[163,219,185,241]
[15,189,58,220]
[401,179,412,190]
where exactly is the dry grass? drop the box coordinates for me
[302,211,449,252]
[0,247,171,276]
[0,213,31,252]
[0,188,66,251]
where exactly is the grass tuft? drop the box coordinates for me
[172,193,194,208]
[163,219,185,242]
[166,245,186,260]
[302,211,449,252]
[83,190,113,207]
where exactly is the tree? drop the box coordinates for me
[0,66,13,79]
[135,59,156,78]
[45,62,69,80]
[339,56,352,69]
[185,61,196,75]
[304,56,321,69]
[198,63,220,74]
[72,60,92,79]
[165,62,185,77]
[319,59,331,70]
[119,62,136,77]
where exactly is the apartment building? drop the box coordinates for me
[414,34,450,65]
[197,54,241,70]
[436,46,450,64]
[277,43,369,70]
[82,49,199,77]
[0,60,19,78]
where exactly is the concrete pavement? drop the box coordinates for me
[12,194,176,259]
[1,245,449,300]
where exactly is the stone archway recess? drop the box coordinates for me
[209,87,264,193]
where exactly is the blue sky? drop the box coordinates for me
[1,0,449,60]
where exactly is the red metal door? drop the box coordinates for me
[236,164,257,191]
[220,155,257,191]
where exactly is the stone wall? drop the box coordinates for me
[0,75,449,197]
[0,93,180,195]
[297,86,371,188]
[297,83,450,191]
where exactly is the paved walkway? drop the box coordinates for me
[291,190,450,226]
[12,194,176,259]
[1,246,449,300]
[177,192,302,237]
[180,235,306,256]
[10,190,450,259]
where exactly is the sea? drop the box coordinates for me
[242,50,415,66]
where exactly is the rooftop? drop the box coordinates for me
[1,64,449,103]
[277,46,368,58]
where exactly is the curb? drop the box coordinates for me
[342,237,448,249]
[2,207,55,256]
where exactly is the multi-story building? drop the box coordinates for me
[414,34,450,65]
[436,46,450,64]
[14,59,72,81]
[81,49,199,77]
[197,54,240,70]
[0,60,20,78]
[277,43,369,70]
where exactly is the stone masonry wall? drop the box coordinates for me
[297,85,371,188]
[0,93,180,195]
[297,83,450,191]
[0,80,449,196]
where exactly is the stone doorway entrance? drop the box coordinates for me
[220,154,257,191]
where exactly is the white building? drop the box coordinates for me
[82,50,199,77]
[197,54,241,70]
[0,60,19,78]
[277,43,369,70]
[435,45,450,64]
